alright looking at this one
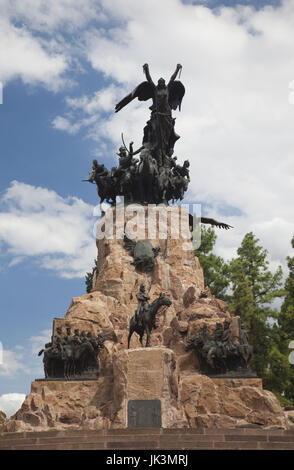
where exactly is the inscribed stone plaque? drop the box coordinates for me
[128,399,162,428]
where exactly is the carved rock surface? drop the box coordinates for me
[0,380,112,432]
[285,410,294,425]
[179,373,289,429]
[0,411,6,425]
[93,206,204,309]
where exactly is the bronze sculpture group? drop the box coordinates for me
[38,328,104,380]
[39,283,253,379]
[128,284,172,348]
[185,321,253,376]
[84,63,232,230]
[84,63,188,206]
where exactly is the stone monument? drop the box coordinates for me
[0,64,290,432]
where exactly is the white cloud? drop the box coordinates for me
[0,344,43,380]
[52,85,126,143]
[3,0,105,33]
[0,17,68,90]
[52,115,82,134]
[0,0,105,90]
[0,329,53,400]
[0,331,52,419]
[29,330,51,356]
[0,349,26,377]
[65,84,123,114]
[0,181,97,278]
[0,393,26,418]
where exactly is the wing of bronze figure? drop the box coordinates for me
[168,80,185,111]
[115,81,155,113]
[189,214,233,230]
[200,217,233,230]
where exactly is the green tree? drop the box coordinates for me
[228,232,283,378]
[85,259,98,293]
[266,236,294,404]
[194,226,230,299]
[278,236,294,335]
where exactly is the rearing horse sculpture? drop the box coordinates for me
[128,293,172,348]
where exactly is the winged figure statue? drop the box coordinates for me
[115,63,185,164]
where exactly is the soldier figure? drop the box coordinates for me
[135,283,150,328]
[116,144,140,200]
[52,326,65,355]
[72,329,82,348]
[80,331,87,343]
[88,159,109,183]
[200,324,211,344]
[171,160,190,200]
[62,327,71,345]
[214,323,226,359]
[52,326,62,345]
[222,320,237,357]
[169,155,178,169]
[173,159,190,179]
[86,331,98,350]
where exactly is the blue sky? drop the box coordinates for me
[0,0,294,416]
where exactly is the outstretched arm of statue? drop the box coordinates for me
[127,141,143,156]
[143,63,154,85]
[132,145,144,156]
[169,64,182,84]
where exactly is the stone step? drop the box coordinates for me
[1,428,294,450]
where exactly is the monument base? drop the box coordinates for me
[111,347,189,429]
[179,373,288,428]
[35,377,99,382]
[1,378,113,432]
[211,377,263,389]
[207,371,258,379]
[0,348,290,432]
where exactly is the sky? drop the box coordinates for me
[0,0,294,417]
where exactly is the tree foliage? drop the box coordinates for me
[194,226,230,299]
[85,259,98,294]
[228,232,284,377]
[196,229,291,393]
[266,236,294,404]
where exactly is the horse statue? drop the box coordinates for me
[61,336,104,379]
[38,344,63,379]
[128,293,172,348]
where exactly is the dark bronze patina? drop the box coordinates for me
[128,400,162,428]
[128,284,172,348]
[123,235,160,271]
[38,330,104,380]
[185,319,255,377]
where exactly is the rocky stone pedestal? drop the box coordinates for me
[111,347,188,429]
[1,367,289,432]
[179,373,289,429]
[2,379,114,433]
[0,205,292,432]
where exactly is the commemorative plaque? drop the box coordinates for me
[128,399,162,428]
